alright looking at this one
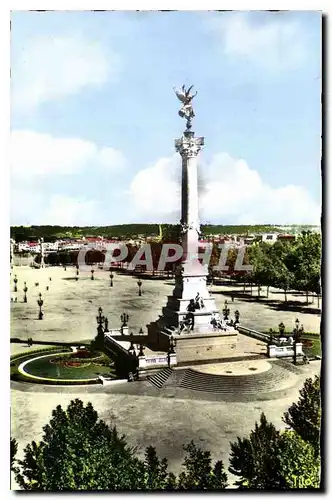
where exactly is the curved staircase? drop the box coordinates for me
[179,364,296,395]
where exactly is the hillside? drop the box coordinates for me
[10,224,320,242]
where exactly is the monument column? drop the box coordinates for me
[176,130,204,268]
[39,237,45,268]
[10,238,15,268]
[147,85,238,361]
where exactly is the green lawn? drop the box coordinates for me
[11,350,116,381]
[264,331,322,360]
[301,338,322,358]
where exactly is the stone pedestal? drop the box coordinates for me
[10,238,15,268]
[39,237,45,268]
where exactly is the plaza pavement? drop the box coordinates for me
[10,265,321,355]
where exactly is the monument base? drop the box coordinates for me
[147,323,238,365]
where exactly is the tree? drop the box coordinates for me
[11,437,18,472]
[229,413,284,489]
[283,376,321,456]
[288,232,321,305]
[177,441,227,490]
[13,399,228,491]
[143,446,176,490]
[229,413,321,489]
[277,431,320,488]
[14,399,145,491]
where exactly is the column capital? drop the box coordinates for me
[175,134,204,158]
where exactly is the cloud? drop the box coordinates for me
[11,34,120,112]
[207,12,306,72]
[129,152,320,225]
[129,155,181,217]
[11,130,126,178]
[10,130,126,226]
[10,190,100,226]
[10,132,320,226]
[45,195,99,226]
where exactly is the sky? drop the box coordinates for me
[10,10,322,226]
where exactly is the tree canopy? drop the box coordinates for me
[11,381,321,490]
[13,399,228,491]
[283,375,321,456]
[229,376,321,489]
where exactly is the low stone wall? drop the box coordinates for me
[138,352,176,371]
[268,343,304,358]
[98,376,127,386]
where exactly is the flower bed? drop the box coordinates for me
[49,350,108,367]
[11,349,117,384]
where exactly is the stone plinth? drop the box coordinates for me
[151,329,238,365]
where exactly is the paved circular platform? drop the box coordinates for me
[193,359,271,376]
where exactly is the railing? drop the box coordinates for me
[104,334,135,358]
[145,356,168,366]
[273,345,294,354]
[237,325,270,343]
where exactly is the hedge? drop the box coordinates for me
[10,346,71,363]
[11,372,99,386]
[264,331,320,338]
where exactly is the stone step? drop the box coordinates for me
[178,366,293,394]
[272,358,305,374]
[147,368,173,389]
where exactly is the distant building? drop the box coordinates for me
[277,234,296,242]
[261,233,278,244]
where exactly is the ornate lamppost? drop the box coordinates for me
[269,328,274,344]
[299,324,304,338]
[169,335,176,354]
[128,333,136,356]
[137,278,142,296]
[23,282,28,303]
[121,312,129,328]
[96,307,106,336]
[91,269,95,280]
[222,300,230,321]
[110,272,114,287]
[278,322,286,337]
[96,306,104,324]
[13,275,18,293]
[293,318,300,365]
[37,293,44,320]
[293,318,300,337]
[138,343,145,357]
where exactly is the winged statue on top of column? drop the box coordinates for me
[173,85,197,127]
